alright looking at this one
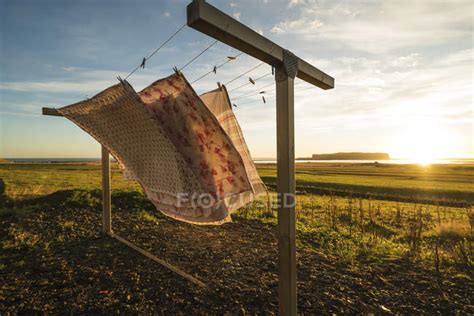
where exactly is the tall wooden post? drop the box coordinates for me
[101,145,112,234]
[276,65,297,315]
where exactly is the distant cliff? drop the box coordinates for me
[311,152,390,160]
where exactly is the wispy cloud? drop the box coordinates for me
[271,0,472,54]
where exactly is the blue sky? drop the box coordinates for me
[0,0,472,159]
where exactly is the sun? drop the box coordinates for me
[390,120,457,165]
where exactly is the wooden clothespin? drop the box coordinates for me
[232,103,238,107]
[116,76,124,83]
[249,77,255,85]
[259,91,265,94]
[217,82,222,89]
[173,66,179,74]
[227,56,236,60]
[262,96,266,104]
[213,66,217,74]
[140,57,146,69]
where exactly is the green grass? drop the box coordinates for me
[0,162,472,272]
[258,163,474,205]
[1,162,473,205]
[0,163,140,199]
[239,193,473,271]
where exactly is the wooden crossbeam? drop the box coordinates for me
[187,0,334,90]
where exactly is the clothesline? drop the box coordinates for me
[117,20,300,111]
[231,82,314,106]
[120,22,271,97]
[232,81,307,100]
[124,23,187,81]
[227,72,272,92]
[232,82,274,100]
[190,52,244,84]
[179,39,219,71]
[224,62,265,86]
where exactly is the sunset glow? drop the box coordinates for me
[390,120,460,165]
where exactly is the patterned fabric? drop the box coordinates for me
[57,81,202,202]
[58,73,260,225]
[200,85,267,196]
[138,73,254,215]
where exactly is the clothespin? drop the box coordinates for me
[232,103,238,107]
[259,91,265,94]
[173,66,179,74]
[116,76,123,83]
[272,66,275,75]
[213,66,217,74]
[227,56,236,60]
[217,82,222,89]
[249,77,255,85]
[262,96,266,104]
[140,57,146,69]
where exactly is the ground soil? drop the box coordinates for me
[0,193,473,314]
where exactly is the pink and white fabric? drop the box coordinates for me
[58,72,264,225]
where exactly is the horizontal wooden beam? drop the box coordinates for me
[42,107,62,116]
[187,0,334,90]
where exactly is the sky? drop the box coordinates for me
[0,0,472,159]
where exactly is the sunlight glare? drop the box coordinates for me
[390,120,458,165]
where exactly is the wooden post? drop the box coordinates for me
[276,65,296,315]
[101,145,112,234]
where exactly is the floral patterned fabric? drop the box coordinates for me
[200,85,267,197]
[58,73,259,225]
[138,73,254,223]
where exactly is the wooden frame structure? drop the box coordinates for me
[187,1,334,314]
[43,1,334,314]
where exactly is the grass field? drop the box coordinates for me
[1,162,473,205]
[0,162,473,313]
[259,163,474,206]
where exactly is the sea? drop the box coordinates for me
[3,158,474,165]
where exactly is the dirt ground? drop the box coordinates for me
[1,192,473,314]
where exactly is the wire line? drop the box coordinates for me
[123,23,186,81]
[224,62,265,86]
[227,72,272,92]
[179,40,219,71]
[232,82,274,100]
[233,86,309,107]
[232,81,307,102]
[190,52,244,84]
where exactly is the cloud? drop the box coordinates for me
[0,67,171,94]
[0,80,114,94]
[61,66,77,72]
[270,0,472,54]
[289,0,305,7]
[271,18,322,34]
[389,53,420,68]
[233,12,241,21]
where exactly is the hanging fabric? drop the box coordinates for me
[138,72,255,223]
[200,85,267,197]
[57,73,258,225]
